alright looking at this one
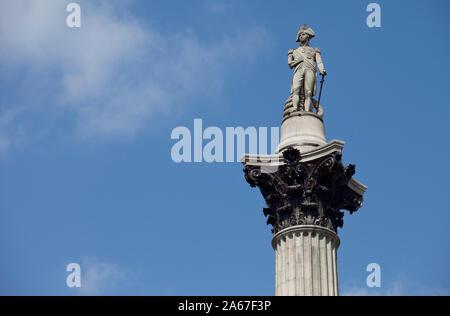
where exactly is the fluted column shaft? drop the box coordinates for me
[272,225,340,296]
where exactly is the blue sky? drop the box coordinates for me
[1,0,449,295]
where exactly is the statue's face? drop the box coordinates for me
[299,32,310,43]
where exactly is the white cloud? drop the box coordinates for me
[341,280,450,296]
[76,257,127,296]
[0,0,270,146]
[0,106,26,154]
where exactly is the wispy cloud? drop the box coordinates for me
[76,257,127,296]
[342,280,450,296]
[0,106,26,154]
[0,0,270,149]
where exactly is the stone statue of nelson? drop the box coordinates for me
[288,24,327,113]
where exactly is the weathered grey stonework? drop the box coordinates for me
[273,225,340,296]
[240,25,367,296]
[277,111,326,153]
[289,24,327,113]
[244,146,363,234]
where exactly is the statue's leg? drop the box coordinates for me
[303,69,315,112]
[292,71,303,111]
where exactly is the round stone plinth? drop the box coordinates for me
[277,112,326,153]
[272,225,340,296]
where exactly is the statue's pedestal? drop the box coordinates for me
[277,112,326,153]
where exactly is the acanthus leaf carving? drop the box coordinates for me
[243,147,363,234]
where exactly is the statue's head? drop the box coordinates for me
[296,24,315,43]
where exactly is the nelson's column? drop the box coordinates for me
[241,25,367,296]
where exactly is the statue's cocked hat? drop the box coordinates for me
[296,24,315,42]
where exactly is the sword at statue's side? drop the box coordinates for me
[316,74,325,112]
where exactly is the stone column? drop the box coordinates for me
[242,144,366,296]
[273,225,340,296]
[242,95,366,296]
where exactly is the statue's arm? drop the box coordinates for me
[288,49,302,69]
[315,49,327,75]
[288,50,296,69]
